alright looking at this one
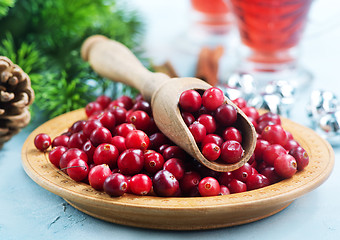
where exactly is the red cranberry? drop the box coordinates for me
[289,146,309,171]
[125,130,150,151]
[66,158,89,182]
[67,132,87,149]
[59,148,88,170]
[179,171,201,195]
[260,166,282,184]
[162,146,188,160]
[117,149,144,175]
[89,126,112,147]
[232,163,253,183]
[232,97,247,109]
[69,120,85,134]
[258,112,281,125]
[219,185,231,195]
[158,144,170,155]
[197,114,217,134]
[274,154,297,178]
[132,100,152,116]
[49,146,68,168]
[97,111,116,133]
[103,173,128,197]
[228,179,247,193]
[111,136,126,153]
[179,89,202,112]
[214,104,237,127]
[83,119,103,138]
[107,100,125,109]
[149,132,169,150]
[116,95,134,110]
[153,170,180,197]
[220,140,244,164]
[129,174,152,196]
[198,177,220,197]
[181,112,195,127]
[85,101,103,117]
[189,121,207,143]
[144,151,165,174]
[284,139,300,151]
[242,107,259,121]
[218,171,234,186]
[88,164,112,190]
[96,95,111,109]
[82,140,96,164]
[222,127,242,143]
[93,143,119,169]
[262,144,287,166]
[201,134,223,147]
[52,135,69,148]
[256,120,276,134]
[246,173,270,191]
[34,133,51,151]
[107,106,127,125]
[202,143,221,161]
[115,123,136,138]
[254,139,270,162]
[127,110,150,131]
[202,87,224,111]
[261,125,288,146]
[163,158,186,180]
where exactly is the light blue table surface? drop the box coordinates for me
[1,1,340,239]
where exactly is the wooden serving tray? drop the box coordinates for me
[21,108,334,230]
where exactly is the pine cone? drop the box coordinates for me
[0,56,34,148]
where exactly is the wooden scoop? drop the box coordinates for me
[81,35,256,172]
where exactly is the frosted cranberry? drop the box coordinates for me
[69,120,85,134]
[93,143,119,168]
[256,120,276,134]
[274,154,297,178]
[254,139,270,162]
[144,151,165,174]
[260,166,282,184]
[201,134,223,147]
[197,114,217,134]
[189,121,206,143]
[149,132,169,150]
[219,185,231,195]
[162,146,188,160]
[59,148,88,170]
[202,143,221,161]
[117,95,134,110]
[179,171,201,195]
[179,89,202,112]
[131,100,151,115]
[115,123,136,138]
[202,87,224,111]
[258,112,281,125]
[82,140,95,164]
[49,146,68,168]
[289,146,309,171]
[228,179,247,193]
[246,173,270,191]
[85,101,103,117]
[88,164,112,190]
[117,149,144,175]
[66,158,89,182]
[127,110,150,131]
[284,139,300,151]
[67,132,87,149]
[163,158,186,180]
[34,133,51,151]
[52,135,69,148]
[232,163,253,182]
[214,104,237,127]
[218,172,234,186]
[130,174,152,195]
[125,130,150,151]
[198,177,220,197]
[107,106,127,125]
[103,173,128,196]
[242,107,259,121]
[153,170,180,197]
[220,140,244,164]
[262,144,287,166]
[111,136,126,153]
[89,126,112,147]
[96,95,111,109]
[181,112,195,127]
[262,125,288,146]
[97,111,116,133]
[232,97,247,109]
[82,119,102,138]
[222,127,242,143]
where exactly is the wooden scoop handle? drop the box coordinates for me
[81,35,169,102]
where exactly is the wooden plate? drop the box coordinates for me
[21,108,334,230]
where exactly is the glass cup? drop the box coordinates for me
[225,0,314,90]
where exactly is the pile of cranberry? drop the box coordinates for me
[34,87,309,198]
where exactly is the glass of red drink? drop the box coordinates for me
[226,0,314,89]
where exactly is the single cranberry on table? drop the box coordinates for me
[34,133,51,151]
[198,177,221,197]
[66,158,89,182]
[103,173,129,197]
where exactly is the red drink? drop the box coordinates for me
[230,0,313,63]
